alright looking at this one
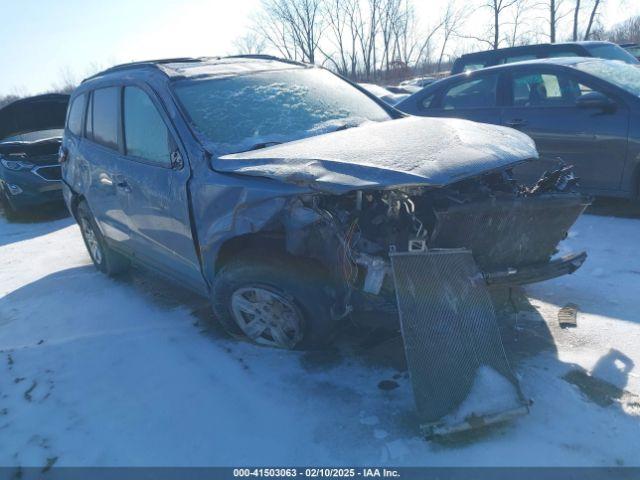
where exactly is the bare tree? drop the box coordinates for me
[233,32,268,55]
[437,2,469,71]
[473,0,521,49]
[584,0,603,39]
[572,0,581,40]
[321,0,350,74]
[605,15,640,43]
[51,66,78,94]
[256,0,325,63]
[505,0,534,46]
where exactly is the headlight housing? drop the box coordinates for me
[1,158,35,171]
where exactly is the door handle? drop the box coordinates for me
[99,173,113,186]
[505,118,528,128]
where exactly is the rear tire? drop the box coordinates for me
[76,200,130,276]
[211,253,336,350]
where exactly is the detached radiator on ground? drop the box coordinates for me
[389,248,529,437]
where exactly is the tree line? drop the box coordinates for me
[235,0,639,83]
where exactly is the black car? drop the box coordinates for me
[450,41,639,74]
[396,57,640,200]
[0,93,69,218]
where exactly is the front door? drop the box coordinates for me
[426,72,502,125]
[502,68,629,192]
[115,85,203,290]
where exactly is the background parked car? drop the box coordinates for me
[0,93,69,219]
[396,58,640,200]
[450,41,639,74]
[621,43,640,60]
[357,83,409,105]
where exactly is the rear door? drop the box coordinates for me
[422,72,503,125]
[502,66,630,192]
[116,84,203,289]
[81,87,133,246]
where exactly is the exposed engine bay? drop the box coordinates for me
[282,165,589,318]
[277,164,589,434]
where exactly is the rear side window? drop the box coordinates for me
[123,87,171,166]
[461,62,486,73]
[67,94,86,136]
[512,72,571,107]
[501,54,536,64]
[92,87,120,150]
[441,75,498,109]
[547,50,581,58]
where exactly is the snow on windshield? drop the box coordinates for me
[173,68,391,155]
[577,60,640,97]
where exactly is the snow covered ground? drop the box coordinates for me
[0,205,639,467]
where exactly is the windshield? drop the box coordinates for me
[577,60,640,96]
[0,128,64,143]
[173,67,392,155]
[584,44,639,64]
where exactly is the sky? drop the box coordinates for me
[1,0,639,96]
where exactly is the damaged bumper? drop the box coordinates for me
[484,251,587,286]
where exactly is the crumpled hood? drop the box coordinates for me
[215,116,538,194]
[0,93,69,142]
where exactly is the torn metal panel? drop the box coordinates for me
[430,194,590,271]
[215,117,538,194]
[389,249,528,435]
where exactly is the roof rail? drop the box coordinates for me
[224,54,309,67]
[82,57,217,82]
[82,55,308,83]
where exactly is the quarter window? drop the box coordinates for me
[92,87,120,149]
[123,87,171,166]
[441,75,498,110]
[67,94,86,136]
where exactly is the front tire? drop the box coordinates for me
[1,190,20,221]
[211,254,336,350]
[76,200,130,276]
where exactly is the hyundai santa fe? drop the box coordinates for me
[61,56,589,350]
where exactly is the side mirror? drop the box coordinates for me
[576,91,616,112]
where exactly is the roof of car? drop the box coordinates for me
[453,56,606,75]
[83,55,310,83]
[457,41,612,60]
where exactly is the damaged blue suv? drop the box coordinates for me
[61,56,590,350]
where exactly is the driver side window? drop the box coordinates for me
[123,87,172,167]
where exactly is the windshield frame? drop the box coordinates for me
[170,66,401,156]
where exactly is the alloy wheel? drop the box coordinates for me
[230,286,304,349]
[81,217,103,265]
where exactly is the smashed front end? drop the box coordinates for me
[281,167,588,436]
[210,116,590,436]
[283,166,589,311]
